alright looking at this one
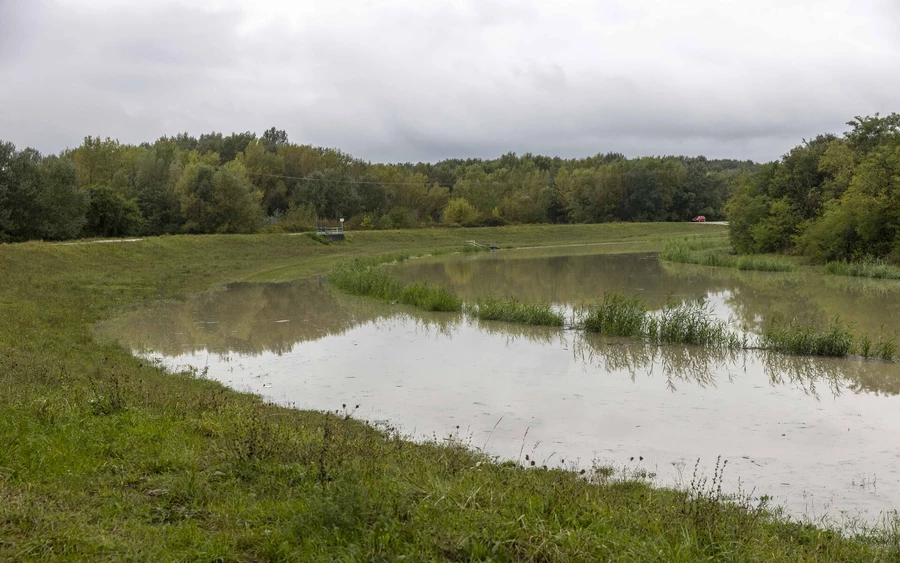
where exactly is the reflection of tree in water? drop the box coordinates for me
[102,272,900,397]
[763,353,900,398]
[470,318,566,347]
[399,253,731,307]
[660,261,900,337]
[101,278,456,357]
[571,332,900,397]
[572,333,737,392]
[438,260,475,287]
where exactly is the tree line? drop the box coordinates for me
[727,113,900,263]
[0,127,753,242]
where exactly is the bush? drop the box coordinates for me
[175,163,263,234]
[83,185,144,237]
[443,198,479,225]
[275,203,316,232]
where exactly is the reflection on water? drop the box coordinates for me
[398,249,900,336]
[99,251,900,523]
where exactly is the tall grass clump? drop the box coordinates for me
[399,282,462,312]
[467,297,564,326]
[329,258,462,312]
[328,258,404,300]
[734,255,794,272]
[660,240,793,272]
[825,259,900,280]
[583,291,647,337]
[858,329,898,361]
[760,316,854,357]
[647,299,744,349]
[658,240,696,264]
[583,292,743,349]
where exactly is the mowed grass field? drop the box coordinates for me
[2,223,898,561]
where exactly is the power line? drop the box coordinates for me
[243,167,697,188]
[243,170,455,188]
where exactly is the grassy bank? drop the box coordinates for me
[660,239,795,272]
[2,223,897,561]
[826,259,900,280]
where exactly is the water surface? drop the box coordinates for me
[100,248,900,522]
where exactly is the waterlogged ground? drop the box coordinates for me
[99,248,900,523]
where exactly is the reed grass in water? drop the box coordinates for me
[582,292,647,337]
[825,259,900,280]
[760,316,854,357]
[329,259,462,312]
[583,292,743,349]
[331,259,895,361]
[467,297,565,326]
[660,240,794,272]
[647,300,744,349]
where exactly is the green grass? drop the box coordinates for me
[825,259,900,280]
[761,316,855,357]
[660,239,795,272]
[582,292,743,349]
[583,292,647,337]
[466,297,565,326]
[648,299,744,349]
[2,223,898,561]
[328,258,462,312]
[331,259,564,325]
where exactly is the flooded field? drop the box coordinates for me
[100,248,900,523]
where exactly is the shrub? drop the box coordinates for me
[443,198,479,225]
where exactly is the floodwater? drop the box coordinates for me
[99,247,900,523]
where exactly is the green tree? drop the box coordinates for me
[356,174,387,214]
[0,141,14,235]
[262,127,288,154]
[175,163,263,234]
[131,143,182,235]
[295,170,360,219]
[0,146,87,241]
[236,141,287,215]
[83,185,144,237]
[72,136,126,188]
[443,198,479,225]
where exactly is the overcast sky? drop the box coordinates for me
[1,0,898,163]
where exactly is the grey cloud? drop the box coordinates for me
[1,0,898,162]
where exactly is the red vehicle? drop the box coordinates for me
[692,216,707,222]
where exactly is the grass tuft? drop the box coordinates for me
[825,259,900,280]
[649,299,744,349]
[328,258,462,312]
[467,297,565,326]
[761,316,854,357]
[661,240,794,272]
[583,292,743,349]
[583,292,647,337]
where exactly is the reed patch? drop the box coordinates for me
[660,240,794,272]
[466,297,564,327]
[825,259,900,280]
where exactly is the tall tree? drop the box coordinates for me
[175,162,263,234]
[262,127,288,154]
